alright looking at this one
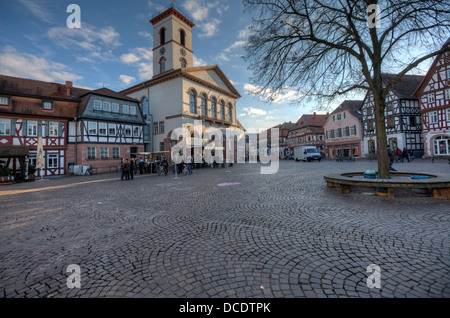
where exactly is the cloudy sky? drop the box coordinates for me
[0,0,419,130]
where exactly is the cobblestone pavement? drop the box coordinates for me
[0,159,449,298]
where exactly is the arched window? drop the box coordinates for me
[220,100,225,120]
[201,94,207,117]
[190,89,197,114]
[211,97,217,119]
[181,58,186,68]
[227,103,232,122]
[160,57,166,74]
[160,28,166,45]
[180,29,185,46]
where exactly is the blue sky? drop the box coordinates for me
[0,0,334,130]
[0,0,438,131]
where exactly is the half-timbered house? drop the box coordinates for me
[67,88,146,173]
[286,113,328,155]
[361,74,424,158]
[414,38,450,158]
[0,75,77,179]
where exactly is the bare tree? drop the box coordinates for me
[243,0,450,178]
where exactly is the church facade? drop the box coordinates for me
[121,7,242,162]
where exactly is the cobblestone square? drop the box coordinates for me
[0,159,449,298]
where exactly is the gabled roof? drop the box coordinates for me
[0,75,74,101]
[279,122,297,131]
[0,75,141,119]
[75,88,142,120]
[381,73,424,99]
[414,37,450,96]
[182,65,241,98]
[0,75,79,118]
[76,87,139,103]
[294,113,329,129]
[330,100,363,119]
[120,65,241,99]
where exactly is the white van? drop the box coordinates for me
[294,146,322,162]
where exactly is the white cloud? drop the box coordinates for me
[120,47,154,80]
[244,83,298,104]
[121,53,141,64]
[216,40,247,63]
[1,46,83,83]
[240,107,268,117]
[138,31,153,41]
[198,19,221,38]
[238,26,253,40]
[18,0,54,24]
[182,0,228,38]
[223,41,247,53]
[119,75,136,86]
[193,56,208,67]
[47,23,121,63]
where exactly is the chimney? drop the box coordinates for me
[65,81,73,97]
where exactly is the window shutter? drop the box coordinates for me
[45,122,50,137]
[38,121,42,137]
[59,122,64,137]
[11,119,16,136]
[23,120,28,137]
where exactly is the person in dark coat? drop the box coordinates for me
[402,148,409,162]
[123,159,131,180]
[388,146,397,171]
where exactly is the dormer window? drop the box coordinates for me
[43,101,52,110]
[0,96,9,106]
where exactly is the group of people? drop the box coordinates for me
[388,146,415,171]
[394,147,414,163]
[120,158,136,181]
[120,155,234,180]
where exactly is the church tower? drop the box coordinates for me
[150,7,195,78]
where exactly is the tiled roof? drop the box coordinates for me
[330,100,363,119]
[0,75,79,118]
[382,73,425,99]
[0,75,74,100]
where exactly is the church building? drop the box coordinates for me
[120,6,242,161]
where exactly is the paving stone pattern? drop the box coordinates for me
[0,159,449,298]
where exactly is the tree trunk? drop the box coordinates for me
[373,94,390,179]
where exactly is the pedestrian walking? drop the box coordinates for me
[402,148,409,162]
[395,148,402,163]
[187,155,193,175]
[388,145,397,171]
